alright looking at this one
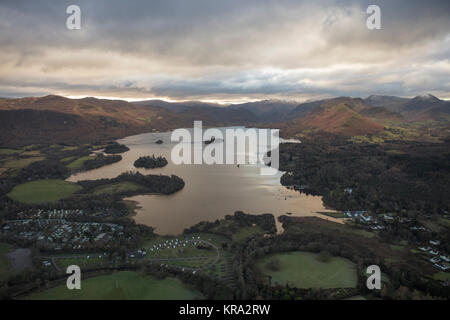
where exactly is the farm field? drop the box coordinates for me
[26,271,204,300]
[257,251,358,289]
[432,272,450,281]
[93,182,145,196]
[232,225,265,243]
[0,148,20,155]
[0,156,45,170]
[66,156,95,171]
[7,179,82,204]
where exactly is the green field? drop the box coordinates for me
[7,179,82,204]
[232,225,265,243]
[432,271,450,281]
[0,243,15,282]
[0,148,20,155]
[61,156,77,164]
[21,150,41,156]
[257,251,357,289]
[93,182,145,196]
[26,271,204,300]
[1,156,45,169]
[66,156,95,170]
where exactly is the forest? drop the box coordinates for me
[134,155,168,169]
[279,136,450,214]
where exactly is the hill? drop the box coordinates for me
[0,96,191,146]
[135,99,260,124]
[364,95,409,113]
[281,98,385,136]
[228,99,298,122]
[1,94,448,146]
[402,94,450,121]
[365,94,450,122]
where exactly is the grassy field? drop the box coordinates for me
[432,271,450,281]
[232,225,265,243]
[21,150,41,156]
[257,251,357,289]
[438,218,450,228]
[0,243,15,282]
[26,271,204,300]
[0,148,20,155]
[66,156,95,171]
[1,156,45,169]
[53,255,110,269]
[93,182,145,196]
[317,211,346,219]
[7,179,82,204]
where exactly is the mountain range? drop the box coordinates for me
[0,94,448,146]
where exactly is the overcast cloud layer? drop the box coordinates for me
[0,0,449,102]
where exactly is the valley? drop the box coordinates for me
[0,93,449,300]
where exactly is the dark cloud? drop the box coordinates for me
[0,0,449,100]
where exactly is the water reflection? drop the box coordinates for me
[67,128,338,235]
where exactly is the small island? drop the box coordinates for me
[104,142,130,154]
[134,155,168,169]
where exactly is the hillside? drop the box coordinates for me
[0,96,191,146]
[365,94,450,122]
[0,109,97,146]
[228,99,298,122]
[281,98,385,137]
[402,95,450,121]
[1,94,448,146]
[135,100,261,124]
[364,95,409,113]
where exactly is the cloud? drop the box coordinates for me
[0,0,449,101]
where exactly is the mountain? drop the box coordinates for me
[281,97,385,136]
[133,100,223,113]
[364,95,409,113]
[134,99,259,124]
[1,93,448,146]
[365,94,450,121]
[136,99,299,122]
[359,107,404,123]
[287,99,329,120]
[0,95,191,146]
[228,99,299,122]
[403,94,441,112]
[402,94,450,121]
[0,109,96,146]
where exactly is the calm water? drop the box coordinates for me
[67,128,339,235]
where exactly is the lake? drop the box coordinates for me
[67,128,339,235]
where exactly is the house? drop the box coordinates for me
[430,257,441,264]
[358,214,372,223]
[434,264,449,271]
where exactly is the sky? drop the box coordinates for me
[0,0,449,103]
